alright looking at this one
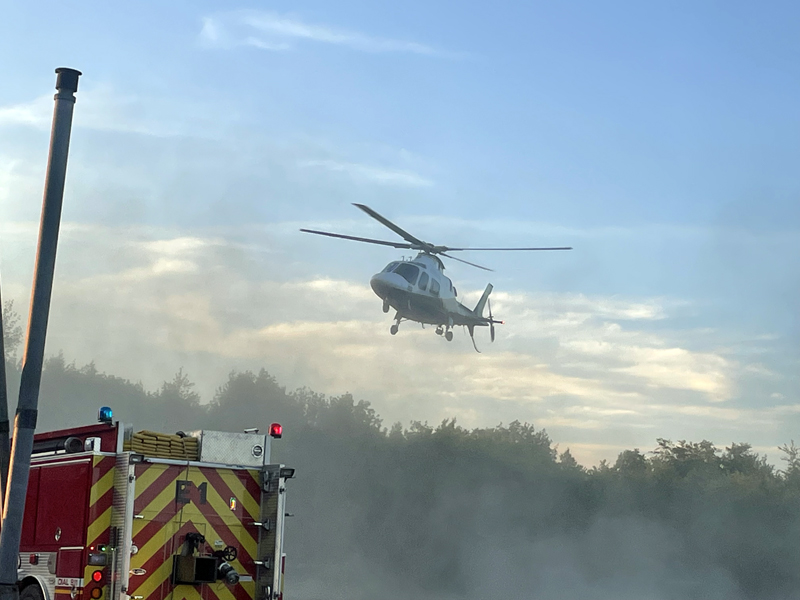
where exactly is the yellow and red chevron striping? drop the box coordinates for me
[134,463,185,512]
[87,455,116,549]
[128,462,260,600]
[130,520,254,600]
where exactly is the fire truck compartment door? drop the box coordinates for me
[35,460,92,547]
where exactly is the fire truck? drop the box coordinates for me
[14,408,293,600]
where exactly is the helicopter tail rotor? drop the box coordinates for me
[488,298,495,343]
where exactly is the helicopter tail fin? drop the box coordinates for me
[473,283,493,317]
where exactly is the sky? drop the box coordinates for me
[0,0,798,465]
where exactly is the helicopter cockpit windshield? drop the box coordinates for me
[393,263,419,285]
[382,262,400,273]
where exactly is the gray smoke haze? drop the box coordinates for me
[6,351,797,600]
[283,420,800,600]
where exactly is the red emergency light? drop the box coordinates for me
[269,423,283,439]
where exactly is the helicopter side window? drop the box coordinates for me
[430,278,440,297]
[394,263,419,285]
[418,272,429,291]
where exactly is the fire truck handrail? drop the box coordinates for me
[138,456,286,471]
[30,451,116,464]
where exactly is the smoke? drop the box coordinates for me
[4,353,798,600]
[277,416,800,600]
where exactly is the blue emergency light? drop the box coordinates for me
[98,406,113,424]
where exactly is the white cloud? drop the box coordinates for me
[0,85,225,137]
[743,363,778,378]
[200,11,459,58]
[244,37,292,52]
[38,230,726,403]
[0,95,52,128]
[199,17,222,45]
[0,221,790,467]
[299,159,433,187]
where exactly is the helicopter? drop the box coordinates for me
[301,204,571,351]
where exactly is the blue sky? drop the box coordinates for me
[0,1,798,464]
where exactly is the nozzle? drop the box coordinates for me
[217,562,240,585]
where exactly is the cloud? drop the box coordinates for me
[1,224,778,457]
[200,11,459,58]
[0,85,227,138]
[0,216,793,466]
[299,159,433,187]
[0,95,52,128]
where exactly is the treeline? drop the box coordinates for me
[3,352,800,599]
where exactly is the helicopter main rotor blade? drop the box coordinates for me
[300,229,414,249]
[439,252,493,271]
[352,204,430,249]
[442,246,573,251]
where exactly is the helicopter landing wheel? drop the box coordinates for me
[435,326,443,336]
[445,330,453,342]
[390,324,399,335]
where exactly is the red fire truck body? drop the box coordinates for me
[15,418,291,600]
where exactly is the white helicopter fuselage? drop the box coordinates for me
[369,253,488,327]
[300,202,568,349]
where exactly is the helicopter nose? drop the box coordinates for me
[370,272,406,299]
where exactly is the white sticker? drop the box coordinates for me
[56,578,83,588]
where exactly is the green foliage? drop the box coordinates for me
[614,448,648,477]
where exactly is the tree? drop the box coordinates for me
[614,448,649,477]
[651,438,722,478]
[778,440,800,486]
[2,300,23,361]
[559,447,582,471]
[721,442,773,477]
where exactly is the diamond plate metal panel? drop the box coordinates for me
[17,554,56,600]
[188,430,270,467]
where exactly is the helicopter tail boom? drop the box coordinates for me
[473,283,493,317]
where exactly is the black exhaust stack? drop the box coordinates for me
[0,67,81,600]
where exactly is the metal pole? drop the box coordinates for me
[0,67,80,600]
[0,283,10,509]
